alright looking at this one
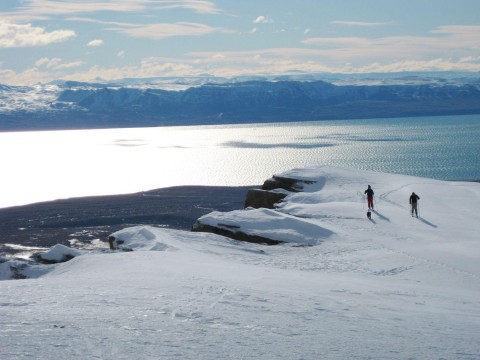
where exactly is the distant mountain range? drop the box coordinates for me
[1,73,480,131]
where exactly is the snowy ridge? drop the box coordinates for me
[1,166,479,359]
[0,84,62,112]
[2,73,480,131]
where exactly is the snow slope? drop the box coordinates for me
[1,166,479,359]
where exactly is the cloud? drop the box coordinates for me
[0,57,83,85]
[3,49,480,86]
[330,20,389,27]
[110,22,220,40]
[66,17,137,27]
[35,57,83,69]
[0,20,75,48]
[7,0,221,19]
[7,0,143,19]
[87,39,104,47]
[153,0,222,14]
[117,50,126,58]
[254,16,273,24]
[302,25,480,62]
[184,43,480,77]
[356,58,480,73]
[35,57,62,68]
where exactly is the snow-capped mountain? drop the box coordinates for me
[1,72,480,131]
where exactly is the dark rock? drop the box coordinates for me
[9,264,27,279]
[34,253,76,265]
[244,189,287,209]
[192,175,318,244]
[262,176,316,192]
[192,223,282,245]
[262,176,299,191]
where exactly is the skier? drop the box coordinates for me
[364,185,374,210]
[409,192,420,217]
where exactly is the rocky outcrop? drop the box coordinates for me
[262,175,317,193]
[262,176,300,192]
[34,244,82,264]
[261,175,318,192]
[244,176,317,209]
[244,189,287,209]
[192,174,320,244]
[192,222,282,245]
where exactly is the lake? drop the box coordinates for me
[1,114,479,208]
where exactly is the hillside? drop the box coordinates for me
[1,74,480,131]
[1,166,479,359]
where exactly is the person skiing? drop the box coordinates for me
[409,192,420,217]
[364,185,374,210]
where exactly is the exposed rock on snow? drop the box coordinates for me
[195,169,328,244]
[35,244,82,264]
[261,175,316,192]
[192,220,282,245]
[109,227,173,252]
[193,207,332,246]
[1,165,480,359]
[244,188,287,209]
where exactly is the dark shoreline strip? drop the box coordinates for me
[0,185,256,255]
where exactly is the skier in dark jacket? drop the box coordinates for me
[364,185,374,210]
[409,192,420,217]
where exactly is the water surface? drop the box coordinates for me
[1,114,478,208]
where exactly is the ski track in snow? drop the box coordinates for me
[1,166,479,359]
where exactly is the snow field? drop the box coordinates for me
[1,166,479,359]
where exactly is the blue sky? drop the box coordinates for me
[1,0,479,85]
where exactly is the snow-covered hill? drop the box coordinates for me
[1,73,480,131]
[1,166,479,359]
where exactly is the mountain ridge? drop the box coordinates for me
[1,75,480,131]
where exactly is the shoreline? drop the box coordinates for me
[0,185,256,256]
[1,176,478,257]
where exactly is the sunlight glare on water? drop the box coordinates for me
[1,115,479,208]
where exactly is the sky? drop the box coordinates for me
[0,0,479,85]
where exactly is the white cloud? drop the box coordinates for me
[111,22,220,40]
[302,25,480,62]
[459,55,480,63]
[3,50,480,86]
[356,58,480,73]
[8,0,221,19]
[153,0,222,14]
[35,57,61,68]
[35,57,83,69]
[66,17,137,27]
[254,16,273,24]
[0,20,75,48]
[117,50,126,58]
[330,20,388,27]
[87,39,104,47]
[183,45,480,78]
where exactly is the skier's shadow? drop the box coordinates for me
[417,217,437,228]
[372,210,390,222]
